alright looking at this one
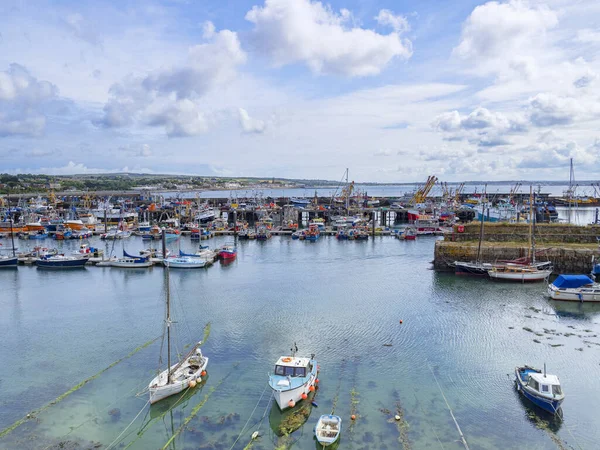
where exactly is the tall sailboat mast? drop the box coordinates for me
[8,192,16,257]
[528,185,533,263]
[476,184,487,264]
[345,168,349,215]
[163,230,172,385]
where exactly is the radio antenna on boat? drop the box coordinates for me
[544,363,547,378]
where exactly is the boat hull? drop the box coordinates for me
[548,285,600,302]
[35,257,89,268]
[315,415,341,446]
[110,261,153,268]
[0,257,18,268]
[164,259,206,269]
[149,354,208,404]
[489,269,552,282]
[454,262,490,276]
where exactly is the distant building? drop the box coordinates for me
[48,183,61,189]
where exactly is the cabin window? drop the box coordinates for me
[541,385,549,393]
[284,366,294,376]
[529,379,540,391]
[275,365,284,376]
[552,385,562,395]
[294,367,306,377]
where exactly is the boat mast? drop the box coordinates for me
[476,184,487,264]
[345,168,349,215]
[8,192,16,257]
[163,230,172,385]
[568,158,573,224]
[528,185,533,263]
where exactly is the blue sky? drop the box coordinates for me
[1,0,599,181]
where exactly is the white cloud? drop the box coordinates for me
[528,92,600,127]
[576,29,600,43]
[9,161,154,175]
[63,13,102,46]
[375,9,410,33]
[517,136,599,169]
[245,0,412,76]
[0,63,58,137]
[453,0,558,78]
[373,149,393,156]
[97,24,245,136]
[238,108,266,133]
[432,107,527,146]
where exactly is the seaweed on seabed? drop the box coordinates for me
[526,411,569,450]
[276,389,317,437]
[387,401,411,450]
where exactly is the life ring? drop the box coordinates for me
[282,357,292,363]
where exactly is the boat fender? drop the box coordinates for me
[311,401,318,407]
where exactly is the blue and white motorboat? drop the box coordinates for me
[268,346,318,411]
[315,414,341,446]
[35,254,89,268]
[110,250,152,268]
[515,365,565,414]
[164,256,206,269]
[548,274,600,302]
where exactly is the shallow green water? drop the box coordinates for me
[1,235,599,449]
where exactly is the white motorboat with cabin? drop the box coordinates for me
[548,274,600,302]
[268,344,318,410]
[163,256,206,269]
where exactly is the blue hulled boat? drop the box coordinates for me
[515,365,565,414]
[35,255,89,268]
[0,256,18,268]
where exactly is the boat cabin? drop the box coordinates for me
[274,356,312,378]
[524,372,563,398]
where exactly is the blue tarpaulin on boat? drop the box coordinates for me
[552,275,594,288]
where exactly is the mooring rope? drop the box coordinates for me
[160,362,238,450]
[105,400,151,450]
[0,335,160,439]
[428,364,470,450]
[229,383,270,450]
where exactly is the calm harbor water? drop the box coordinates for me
[1,235,600,449]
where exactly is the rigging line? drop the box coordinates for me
[414,393,445,450]
[229,383,270,450]
[427,364,470,450]
[105,399,150,450]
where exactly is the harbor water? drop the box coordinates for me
[1,235,600,449]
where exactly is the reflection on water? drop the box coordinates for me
[1,235,599,449]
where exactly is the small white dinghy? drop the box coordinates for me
[315,414,341,446]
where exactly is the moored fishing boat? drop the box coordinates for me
[515,365,565,414]
[315,414,342,446]
[548,274,600,302]
[0,255,18,268]
[218,244,237,260]
[268,344,318,411]
[35,254,89,268]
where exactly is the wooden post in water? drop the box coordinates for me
[372,211,376,236]
[233,210,237,236]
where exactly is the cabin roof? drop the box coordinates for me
[530,372,560,385]
[276,356,310,367]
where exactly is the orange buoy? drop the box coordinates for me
[201,370,207,376]
[301,393,308,400]
[351,414,356,420]
[315,379,319,384]
[288,400,296,408]
[399,320,403,324]
[309,386,315,392]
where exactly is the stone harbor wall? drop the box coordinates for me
[450,223,600,244]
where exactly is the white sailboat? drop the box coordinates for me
[149,237,208,404]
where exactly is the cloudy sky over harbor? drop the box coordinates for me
[1,0,599,182]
